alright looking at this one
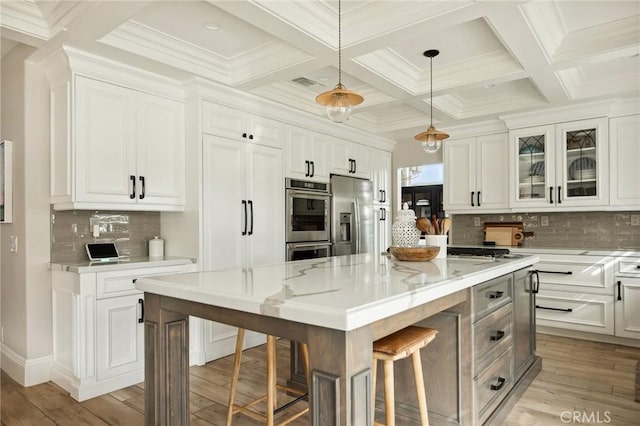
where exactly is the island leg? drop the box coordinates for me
[307,326,374,425]
[143,293,190,426]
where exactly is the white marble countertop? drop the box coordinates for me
[510,247,640,258]
[50,256,196,273]
[136,253,537,331]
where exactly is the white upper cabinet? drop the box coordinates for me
[47,60,185,211]
[329,137,370,179]
[444,133,509,212]
[370,149,392,205]
[202,102,283,149]
[284,124,328,182]
[609,114,640,208]
[510,118,608,210]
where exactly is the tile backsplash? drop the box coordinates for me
[51,209,161,262]
[451,211,640,250]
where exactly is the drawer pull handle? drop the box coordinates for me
[617,281,622,301]
[490,377,506,391]
[138,298,144,323]
[637,265,640,269]
[536,270,572,275]
[490,330,505,341]
[488,291,504,299]
[536,305,573,313]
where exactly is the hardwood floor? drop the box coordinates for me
[1,334,638,425]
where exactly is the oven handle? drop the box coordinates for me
[287,189,332,198]
[287,242,333,249]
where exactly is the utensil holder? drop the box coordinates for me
[424,235,447,259]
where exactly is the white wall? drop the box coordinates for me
[0,44,52,385]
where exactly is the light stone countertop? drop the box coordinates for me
[136,252,537,331]
[49,256,196,273]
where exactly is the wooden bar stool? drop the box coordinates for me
[372,326,438,426]
[226,328,310,426]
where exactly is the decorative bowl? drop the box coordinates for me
[389,246,440,262]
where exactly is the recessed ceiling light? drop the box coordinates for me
[203,22,221,31]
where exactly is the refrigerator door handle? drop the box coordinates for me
[353,198,361,253]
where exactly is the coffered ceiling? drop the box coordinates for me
[1,0,639,142]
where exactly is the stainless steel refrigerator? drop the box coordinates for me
[330,175,374,256]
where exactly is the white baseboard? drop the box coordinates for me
[537,326,640,348]
[0,342,52,386]
[51,365,144,402]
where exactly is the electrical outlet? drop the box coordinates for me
[631,215,640,226]
[473,217,481,227]
[9,236,18,252]
[541,216,549,227]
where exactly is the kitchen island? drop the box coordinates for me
[136,252,540,425]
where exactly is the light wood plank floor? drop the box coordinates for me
[1,334,638,425]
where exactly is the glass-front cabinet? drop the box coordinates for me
[510,118,608,209]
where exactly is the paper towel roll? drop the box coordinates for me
[149,236,164,258]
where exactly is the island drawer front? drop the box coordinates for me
[473,274,513,321]
[474,303,513,374]
[535,290,614,335]
[532,256,614,295]
[96,265,192,299]
[617,259,640,276]
[475,346,514,423]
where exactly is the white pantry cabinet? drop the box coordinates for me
[509,118,608,210]
[329,137,370,179]
[201,130,283,361]
[51,261,194,401]
[609,114,640,208]
[202,101,283,149]
[50,75,184,211]
[370,149,392,205]
[443,133,509,212]
[284,124,329,182]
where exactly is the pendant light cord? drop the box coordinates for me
[429,55,433,127]
[338,0,342,86]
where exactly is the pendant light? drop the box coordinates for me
[414,49,448,154]
[315,0,363,123]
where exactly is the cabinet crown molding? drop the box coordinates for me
[500,100,613,129]
[442,119,507,140]
[40,45,184,100]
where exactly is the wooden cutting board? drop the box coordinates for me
[484,227,514,246]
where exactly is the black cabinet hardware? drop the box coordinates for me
[353,159,357,174]
[557,186,562,204]
[138,299,144,323]
[248,200,254,236]
[490,330,505,341]
[382,208,386,220]
[477,191,481,207]
[242,132,247,138]
[310,161,315,177]
[241,200,247,235]
[488,290,504,299]
[130,175,136,199]
[490,377,506,391]
[139,176,145,200]
[381,190,386,203]
[617,281,622,301]
[549,186,553,204]
[133,279,137,283]
[471,191,475,207]
[636,265,640,269]
[530,270,540,294]
[305,160,310,177]
[249,134,253,140]
[536,270,572,275]
[536,305,573,312]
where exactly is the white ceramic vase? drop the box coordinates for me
[392,203,421,247]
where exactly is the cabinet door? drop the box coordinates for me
[556,118,608,207]
[202,102,244,139]
[615,277,640,339]
[609,115,640,207]
[476,134,509,210]
[96,295,144,380]
[247,113,283,149]
[330,137,353,175]
[510,125,556,209]
[371,149,391,205]
[443,138,475,211]
[285,125,313,180]
[75,76,136,204]
[374,206,391,255]
[202,134,246,270]
[136,94,185,207]
[245,144,285,266]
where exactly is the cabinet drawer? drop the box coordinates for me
[96,264,191,298]
[617,259,640,276]
[533,255,614,295]
[473,274,512,321]
[474,303,513,374]
[536,290,614,335]
[475,346,513,424]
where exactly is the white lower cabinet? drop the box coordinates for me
[615,276,640,339]
[374,206,391,255]
[51,261,194,401]
[536,291,614,335]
